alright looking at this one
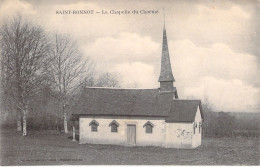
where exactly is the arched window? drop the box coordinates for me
[143,121,154,133]
[109,120,119,132]
[193,122,197,134]
[89,120,99,132]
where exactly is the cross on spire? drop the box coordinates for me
[163,8,165,26]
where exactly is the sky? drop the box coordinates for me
[0,0,259,112]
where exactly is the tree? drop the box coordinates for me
[0,51,16,123]
[49,34,94,133]
[0,16,50,136]
[95,72,120,88]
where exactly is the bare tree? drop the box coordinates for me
[0,54,15,122]
[49,34,94,133]
[0,16,50,136]
[95,72,120,88]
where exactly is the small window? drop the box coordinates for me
[143,121,154,134]
[91,124,98,132]
[89,120,99,132]
[111,123,118,132]
[146,124,153,133]
[193,122,197,134]
[109,120,119,133]
[199,122,202,133]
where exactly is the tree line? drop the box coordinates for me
[201,99,259,138]
[0,16,120,136]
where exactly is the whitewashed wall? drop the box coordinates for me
[79,113,202,148]
[192,106,202,148]
[79,116,166,147]
[165,123,193,148]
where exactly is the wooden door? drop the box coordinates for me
[127,125,136,145]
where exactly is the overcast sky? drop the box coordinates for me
[0,0,259,112]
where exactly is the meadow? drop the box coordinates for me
[0,128,259,165]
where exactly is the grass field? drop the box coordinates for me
[0,129,259,165]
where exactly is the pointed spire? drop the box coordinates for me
[158,13,175,82]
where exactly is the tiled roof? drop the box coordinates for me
[166,100,204,122]
[72,87,173,117]
[72,87,203,123]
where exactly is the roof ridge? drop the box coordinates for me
[84,86,160,90]
[172,99,201,101]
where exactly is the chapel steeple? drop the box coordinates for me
[158,23,175,83]
[158,12,178,98]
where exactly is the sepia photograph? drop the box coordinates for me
[0,0,259,165]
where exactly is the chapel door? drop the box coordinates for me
[127,125,136,145]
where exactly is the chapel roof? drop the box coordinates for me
[166,100,204,122]
[71,87,202,123]
[72,87,173,117]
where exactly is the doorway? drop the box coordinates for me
[127,125,136,145]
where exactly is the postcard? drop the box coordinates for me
[0,0,259,165]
